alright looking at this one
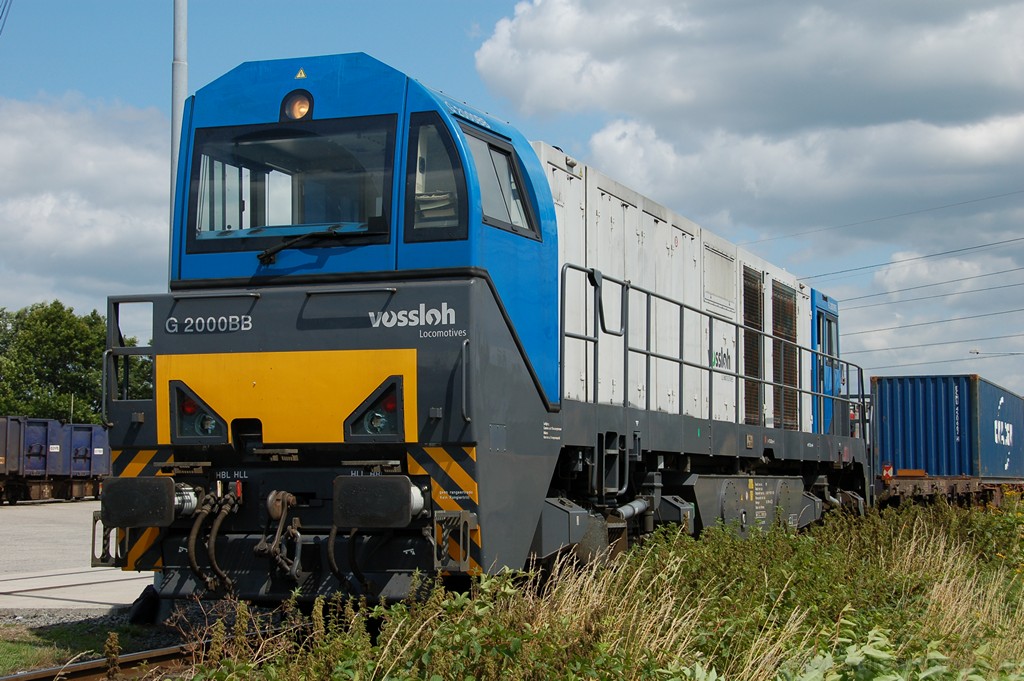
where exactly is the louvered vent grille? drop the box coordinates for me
[772,282,799,429]
[743,267,763,425]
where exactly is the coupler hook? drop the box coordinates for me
[255,490,302,580]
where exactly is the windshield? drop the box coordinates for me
[187,115,396,252]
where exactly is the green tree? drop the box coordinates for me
[0,301,107,422]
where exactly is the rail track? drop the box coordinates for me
[0,644,191,681]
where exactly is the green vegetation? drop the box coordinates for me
[4,497,1024,679]
[179,497,1024,680]
[0,300,148,422]
[0,300,106,422]
[0,619,164,676]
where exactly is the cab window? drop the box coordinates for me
[404,112,467,242]
[463,130,539,240]
[187,114,395,254]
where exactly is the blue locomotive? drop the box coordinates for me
[93,53,868,607]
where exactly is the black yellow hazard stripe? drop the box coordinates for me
[123,527,164,571]
[111,449,175,478]
[406,445,481,573]
[110,449,174,570]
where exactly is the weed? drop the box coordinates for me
[178,499,1024,680]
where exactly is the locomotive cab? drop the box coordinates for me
[171,53,558,398]
[98,53,563,605]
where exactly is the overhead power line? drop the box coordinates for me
[0,0,12,38]
[866,353,1015,371]
[800,235,1024,281]
[842,306,1024,336]
[843,331,1024,354]
[844,280,1024,310]
[741,188,1024,246]
[843,265,1024,302]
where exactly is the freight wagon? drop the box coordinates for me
[0,417,110,504]
[871,375,1024,504]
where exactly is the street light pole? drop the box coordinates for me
[170,0,187,227]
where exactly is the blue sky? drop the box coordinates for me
[0,2,581,145]
[1,1,1024,389]
[2,3,492,105]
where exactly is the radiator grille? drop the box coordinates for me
[742,267,763,425]
[772,282,798,429]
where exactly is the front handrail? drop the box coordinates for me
[461,339,472,423]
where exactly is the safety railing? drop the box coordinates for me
[559,263,868,439]
[101,296,157,426]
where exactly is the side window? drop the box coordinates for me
[404,112,466,242]
[817,311,838,359]
[464,131,540,240]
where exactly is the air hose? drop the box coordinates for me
[187,493,218,590]
[207,493,238,592]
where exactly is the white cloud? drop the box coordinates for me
[584,114,1024,249]
[477,0,705,117]
[477,0,1024,250]
[479,0,1024,388]
[0,96,169,316]
[478,0,1024,130]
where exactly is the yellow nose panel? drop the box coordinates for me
[155,349,417,444]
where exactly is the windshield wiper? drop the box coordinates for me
[257,224,352,265]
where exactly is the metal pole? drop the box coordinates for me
[170,0,187,230]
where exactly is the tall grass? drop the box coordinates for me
[185,496,1024,680]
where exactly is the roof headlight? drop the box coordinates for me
[281,90,313,121]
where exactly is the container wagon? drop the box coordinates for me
[871,374,1024,504]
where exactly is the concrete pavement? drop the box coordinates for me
[0,500,152,612]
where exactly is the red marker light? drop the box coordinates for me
[382,393,398,413]
[181,397,199,415]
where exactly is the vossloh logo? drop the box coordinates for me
[368,302,455,328]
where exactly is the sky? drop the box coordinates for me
[1,1,1023,391]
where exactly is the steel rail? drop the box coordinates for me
[0,644,190,681]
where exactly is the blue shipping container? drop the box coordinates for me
[872,374,1024,481]
[22,418,66,477]
[64,423,110,478]
[0,416,17,474]
[977,379,1024,478]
